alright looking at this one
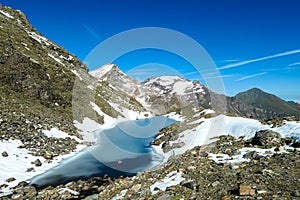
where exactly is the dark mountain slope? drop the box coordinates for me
[229,88,300,119]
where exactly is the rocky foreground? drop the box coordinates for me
[1,130,300,200]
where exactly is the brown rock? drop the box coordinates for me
[239,184,255,196]
[43,153,53,160]
[222,195,231,200]
[191,150,199,157]
[6,177,16,182]
[131,184,141,193]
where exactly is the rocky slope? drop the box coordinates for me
[0,4,86,156]
[0,3,147,145]
[0,4,148,195]
[4,132,300,199]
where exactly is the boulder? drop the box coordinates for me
[251,130,281,147]
[32,159,42,167]
[239,184,255,196]
[2,151,8,157]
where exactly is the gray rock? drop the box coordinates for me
[157,194,171,200]
[292,141,300,148]
[243,151,261,160]
[26,167,34,172]
[251,130,281,147]
[43,153,53,160]
[32,159,42,167]
[23,186,37,198]
[84,194,99,200]
[2,151,8,157]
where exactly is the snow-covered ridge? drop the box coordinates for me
[143,75,205,96]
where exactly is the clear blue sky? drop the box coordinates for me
[2,0,300,102]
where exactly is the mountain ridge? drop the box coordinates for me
[91,64,300,119]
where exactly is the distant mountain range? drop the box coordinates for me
[90,64,300,119]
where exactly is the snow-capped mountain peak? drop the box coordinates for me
[90,63,141,96]
[90,63,126,81]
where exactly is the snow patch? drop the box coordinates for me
[59,55,73,61]
[28,32,50,46]
[42,128,81,142]
[48,53,65,66]
[74,101,119,143]
[43,128,70,139]
[74,118,102,143]
[150,171,185,195]
[0,10,14,19]
[86,85,94,90]
[71,69,83,81]
[109,102,151,121]
[209,147,276,164]
[112,189,128,200]
[272,121,300,138]
[200,109,215,115]
[165,112,184,122]
[90,102,116,128]
[0,140,85,197]
[57,188,79,195]
[172,81,191,96]
[135,97,151,110]
[154,115,269,163]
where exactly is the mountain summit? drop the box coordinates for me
[230,88,300,118]
[90,64,141,96]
